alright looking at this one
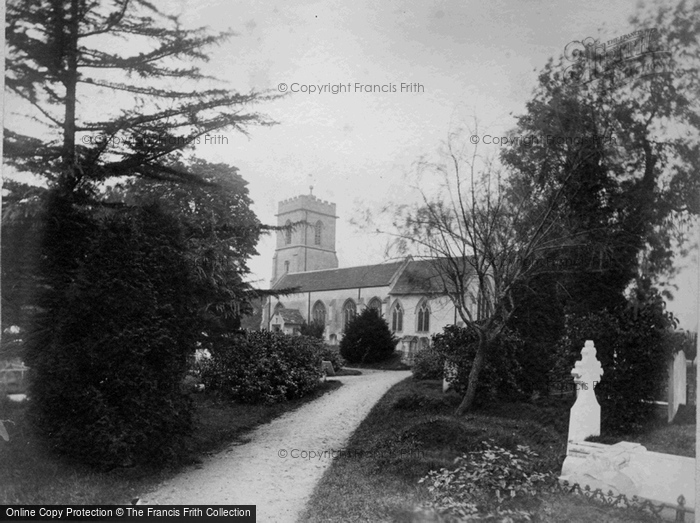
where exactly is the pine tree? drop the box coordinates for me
[5,0,277,198]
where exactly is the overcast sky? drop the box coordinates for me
[4,0,697,330]
[156,0,698,329]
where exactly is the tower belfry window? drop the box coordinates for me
[285,220,292,245]
[314,221,322,245]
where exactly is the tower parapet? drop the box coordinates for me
[271,193,339,285]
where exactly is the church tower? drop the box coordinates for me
[271,191,338,284]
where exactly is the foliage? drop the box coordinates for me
[551,288,678,434]
[5,0,277,197]
[432,326,524,405]
[339,308,397,364]
[419,440,552,520]
[105,158,265,339]
[502,1,700,387]
[25,199,197,468]
[300,321,326,340]
[379,1,700,414]
[4,0,274,469]
[319,344,345,372]
[198,332,323,404]
[412,346,445,381]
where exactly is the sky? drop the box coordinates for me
[3,0,698,330]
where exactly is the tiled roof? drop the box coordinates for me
[272,261,406,293]
[277,308,305,325]
[271,257,475,296]
[390,258,474,295]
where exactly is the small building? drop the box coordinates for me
[270,308,306,335]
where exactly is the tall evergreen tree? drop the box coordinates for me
[5,0,276,198]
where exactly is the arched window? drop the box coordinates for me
[284,260,290,273]
[274,302,284,315]
[343,300,356,330]
[417,301,430,332]
[285,220,292,245]
[312,301,326,326]
[368,297,382,315]
[314,220,322,245]
[391,301,403,332]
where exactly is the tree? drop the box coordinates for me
[103,157,266,341]
[3,1,277,465]
[26,202,199,467]
[502,0,700,392]
[386,0,700,413]
[5,0,277,199]
[340,308,397,364]
[3,0,278,331]
[389,126,595,413]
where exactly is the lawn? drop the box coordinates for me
[0,380,342,505]
[300,378,671,522]
[344,351,411,371]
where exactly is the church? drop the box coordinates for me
[261,192,482,362]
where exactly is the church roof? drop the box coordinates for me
[275,308,305,325]
[272,257,475,295]
[390,258,473,295]
[272,261,406,293]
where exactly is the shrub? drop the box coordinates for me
[26,200,197,468]
[319,344,345,372]
[419,440,552,520]
[552,291,677,435]
[299,321,325,340]
[340,308,397,364]
[412,346,445,380]
[199,331,323,403]
[431,326,524,405]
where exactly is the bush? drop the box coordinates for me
[319,344,345,372]
[552,290,677,434]
[340,308,397,364]
[412,346,445,380]
[199,331,323,403]
[299,321,325,340]
[26,199,197,468]
[419,440,552,520]
[431,326,524,405]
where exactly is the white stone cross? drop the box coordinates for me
[567,340,604,446]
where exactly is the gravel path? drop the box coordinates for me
[140,369,411,522]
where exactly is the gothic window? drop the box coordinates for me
[284,260,290,273]
[312,301,326,326]
[343,300,356,330]
[391,301,403,332]
[273,302,284,317]
[368,297,382,314]
[417,301,430,332]
[285,220,292,245]
[477,282,492,320]
[314,220,322,245]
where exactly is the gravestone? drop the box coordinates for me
[567,340,603,447]
[321,360,335,377]
[560,340,695,520]
[667,349,686,422]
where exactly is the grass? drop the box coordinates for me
[346,351,411,371]
[586,419,695,457]
[0,380,342,505]
[299,378,668,522]
[334,368,363,376]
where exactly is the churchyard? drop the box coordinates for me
[3,335,694,521]
[301,344,696,522]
